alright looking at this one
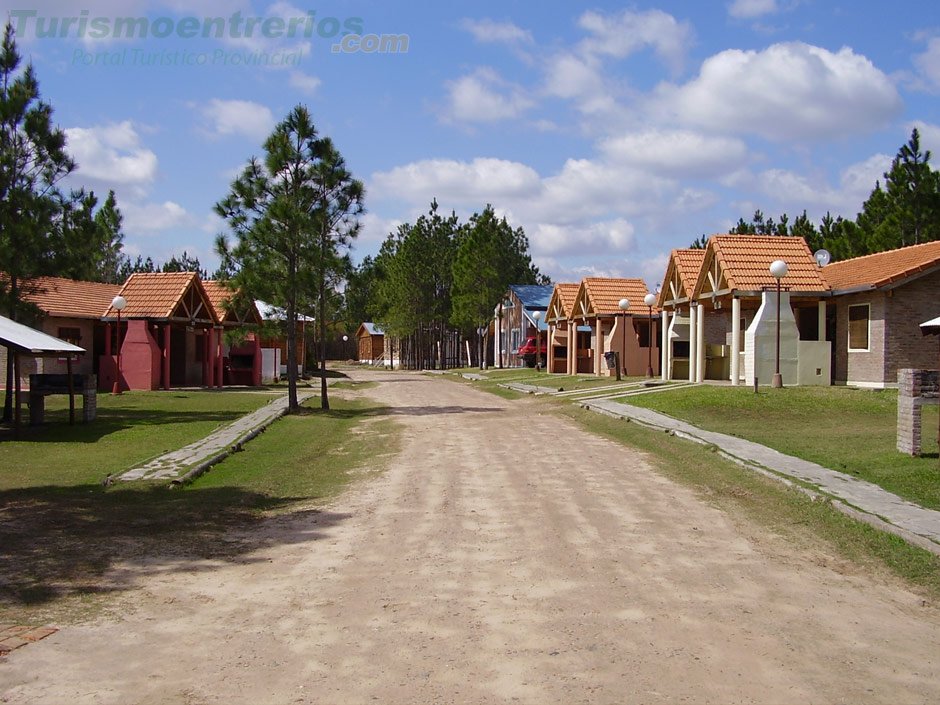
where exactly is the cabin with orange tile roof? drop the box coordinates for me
[545,283,591,373]
[2,272,265,393]
[683,235,832,386]
[0,276,121,390]
[569,277,659,377]
[820,241,940,387]
[203,280,263,386]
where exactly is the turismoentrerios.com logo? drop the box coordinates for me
[8,9,409,55]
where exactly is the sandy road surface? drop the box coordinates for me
[2,369,940,704]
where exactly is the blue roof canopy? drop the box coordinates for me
[509,284,553,309]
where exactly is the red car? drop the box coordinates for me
[518,336,548,367]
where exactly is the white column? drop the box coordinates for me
[661,309,670,381]
[696,303,705,383]
[688,305,697,383]
[818,300,826,341]
[730,297,741,385]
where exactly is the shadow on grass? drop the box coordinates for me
[0,483,352,609]
[1,407,253,444]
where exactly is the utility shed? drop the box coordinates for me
[0,314,87,435]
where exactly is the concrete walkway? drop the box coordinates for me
[585,398,940,554]
[119,390,317,482]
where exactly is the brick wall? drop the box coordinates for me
[884,272,940,382]
[897,368,939,455]
[832,291,886,386]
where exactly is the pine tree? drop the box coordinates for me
[216,105,363,411]
[0,22,75,422]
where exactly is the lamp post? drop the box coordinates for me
[533,311,542,371]
[618,298,630,379]
[769,259,788,388]
[342,334,349,361]
[644,293,657,378]
[111,295,127,395]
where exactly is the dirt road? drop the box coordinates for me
[3,369,940,704]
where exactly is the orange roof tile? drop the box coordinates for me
[548,282,580,319]
[203,280,262,325]
[105,272,218,323]
[659,249,706,308]
[694,235,829,298]
[15,276,122,319]
[576,278,655,317]
[822,240,940,291]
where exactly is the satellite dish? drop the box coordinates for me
[814,249,831,267]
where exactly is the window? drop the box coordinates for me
[848,304,869,351]
[57,327,81,345]
[511,329,521,353]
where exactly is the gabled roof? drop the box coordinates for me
[104,272,219,324]
[0,314,85,355]
[12,276,121,319]
[693,235,829,301]
[822,240,940,292]
[574,278,654,318]
[546,283,580,321]
[356,322,384,337]
[659,249,706,309]
[202,280,262,325]
[508,284,553,310]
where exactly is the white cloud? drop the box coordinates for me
[577,8,692,75]
[755,152,891,215]
[65,121,158,187]
[443,67,534,123]
[122,200,191,233]
[599,129,750,178]
[200,99,276,141]
[459,18,533,45]
[356,212,404,246]
[289,71,322,95]
[371,157,541,203]
[544,53,604,100]
[909,121,940,154]
[728,0,778,19]
[913,36,940,92]
[651,42,903,141]
[530,219,636,257]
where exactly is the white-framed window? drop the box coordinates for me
[848,303,870,352]
[511,328,521,353]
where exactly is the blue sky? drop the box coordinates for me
[6,0,940,290]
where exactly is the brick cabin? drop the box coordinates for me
[658,248,707,381]
[822,241,940,388]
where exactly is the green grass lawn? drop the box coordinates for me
[0,389,282,489]
[0,391,398,625]
[618,385,940,510]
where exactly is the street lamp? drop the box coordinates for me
[111,295,127,395]
[342,334,349,361]
[532,311,543,371]
[644,293,657,378]
[617,298,630,379]
[769,259,788,388]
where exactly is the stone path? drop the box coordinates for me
[586,398,940,553]
[119,390,317,482]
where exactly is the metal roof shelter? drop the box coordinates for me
[1,314,86,436]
